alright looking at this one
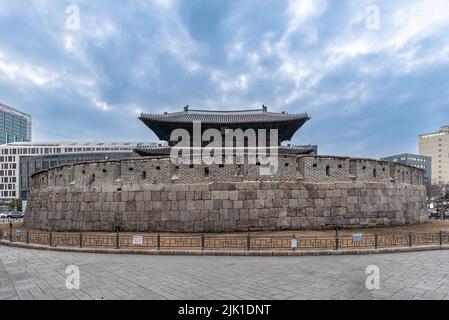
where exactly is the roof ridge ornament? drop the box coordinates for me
[184,105,189,112]
[262,105,267,112]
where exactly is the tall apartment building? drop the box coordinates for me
[0,103,32,144]
[419,126,449,185]
[0,141,150,210]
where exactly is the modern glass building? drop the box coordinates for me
[0,103,32,144]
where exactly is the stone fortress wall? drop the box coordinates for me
[24,155,428,232]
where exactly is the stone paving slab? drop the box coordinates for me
[1,246,449,300]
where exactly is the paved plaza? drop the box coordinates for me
[1,246,449,300]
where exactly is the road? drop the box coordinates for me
[1,246,449,300]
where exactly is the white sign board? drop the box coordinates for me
[352,233,364,243]
[22,200,28,213]
[133,236,143,246]
[291,238,298,249]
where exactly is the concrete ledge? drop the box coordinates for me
[1,240,449,257]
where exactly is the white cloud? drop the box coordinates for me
[86,21,119,45]
[2,0,449,156]
[0,1,7,15]
[246,52,260,66]
[64,36,74,50]
[150,7,203,74]
[212,71,249,92]
[287,0,327,28]
[226,42,244,61]
[389,0,449,50]
[152,0,173,10]
[91,96,108,111]
[322,0,449,76]
[0,51,58,86]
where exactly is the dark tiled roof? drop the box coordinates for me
[133,144,316,157]
[134,145,172,156]
[279,145,317,155]
[139,107,309,124]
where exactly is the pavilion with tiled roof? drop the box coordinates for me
[135,106,316,156]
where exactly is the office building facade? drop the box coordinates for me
[0,103,32,144]
[0,142,147,209]
[419,126,449,185]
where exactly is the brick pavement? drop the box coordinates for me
[1,246,449,300]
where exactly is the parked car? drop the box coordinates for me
[444,210,449,219]
[428,210,438,219]
[0,212,8,219]
[6,211,24,219]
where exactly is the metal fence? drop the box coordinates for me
[1,226,449,252]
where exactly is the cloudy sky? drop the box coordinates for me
[1,0,449,158]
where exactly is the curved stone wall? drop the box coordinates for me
[24,155,428,232]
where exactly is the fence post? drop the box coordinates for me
[335,225,339,250]
[374,233,378,249]
[9,223,13,242]
[116,230,120,249]
[49,231,53,247]
[79,232,83,248]
[157,233,161,250]
[26,230,29,244]
[0,229,3,241]
[440,231,443,246]
[408,232,413,247]
[247,233,251,251]
[201,234,205,251]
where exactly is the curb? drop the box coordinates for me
[1,240,449,257]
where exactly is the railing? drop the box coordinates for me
[1,227,449,252]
